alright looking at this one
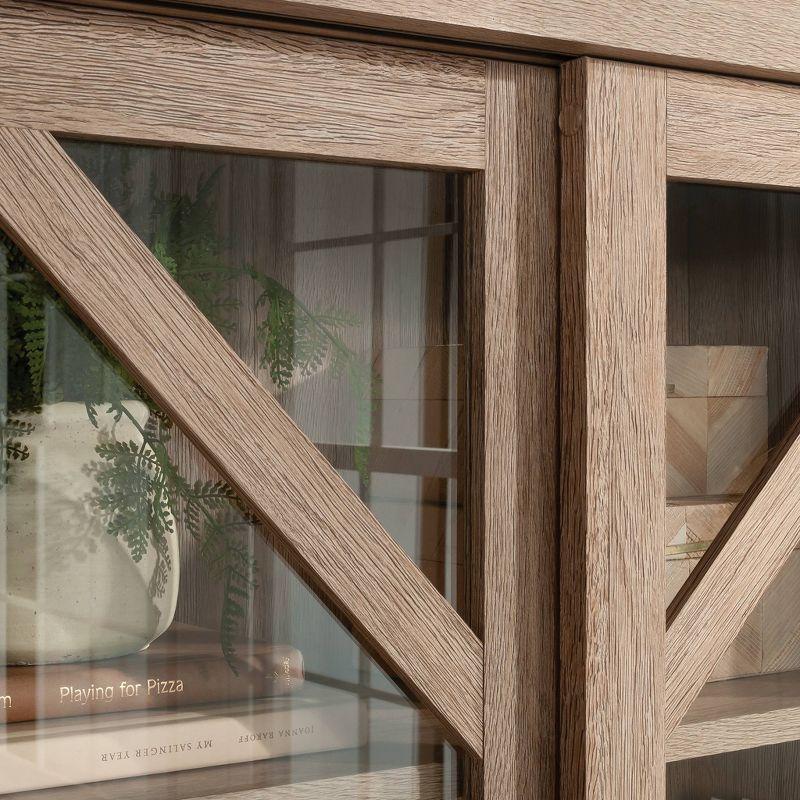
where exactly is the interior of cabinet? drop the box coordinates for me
[138,147,458,795]
[668,182,800,443]
[0,141,466,799]
[73,143,464,635]
[64,138,465,628]
[666,182,800,786]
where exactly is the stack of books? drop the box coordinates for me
[0,624,366,793]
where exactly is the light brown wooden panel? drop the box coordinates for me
[0,1,485,170]
[464,62,559,800]
[62,0,561,66]
[240,764,445,799]
[762,553,800,674]
[666,419,800,736]
[560,58,666,798]
[118,0,800,83]
[0,125,483,758]
[668,71,800,189]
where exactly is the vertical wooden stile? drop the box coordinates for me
[559,57,667,799]
[465,61,560,800]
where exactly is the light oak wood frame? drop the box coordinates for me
[0,0,486,170]
[663,71,800,742]
[0,1,562,794]
[559,57,667,798]
[74,0,800,84]
[0,19,484,757]
[463,62,559,800]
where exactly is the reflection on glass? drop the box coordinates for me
[0,143,463,797]
[63,141,464,615]
[666,183,800,797]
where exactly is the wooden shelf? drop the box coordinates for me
[667,669,800,762]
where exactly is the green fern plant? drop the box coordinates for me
[250,274,375,476]
[89,400,258,671]
[150,173,376,478]
[1,168,375,671]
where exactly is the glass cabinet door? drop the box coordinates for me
[0,7,488,796]
[0,6,562,797]
[557,55,800,798]
[62,140,466,615]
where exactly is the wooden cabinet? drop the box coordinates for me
[2,2,800,799]
[0,3,559,800]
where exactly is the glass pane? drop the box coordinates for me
[666,182,800,796]
[61,141,465,617]
[0,159,464,796]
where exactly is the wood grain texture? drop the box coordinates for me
[59,0,561,66]
[666,345,768,399]
[228,764,446,799]
[708,346,768,398]
[665,346,769,498]
[0,0,485,170]
[664,498,764,682]
[0,126,483,758]
[560,58,666,799]
[665,549,800,683]
[667,668,800,762]
[666,418,800,736]
[668,70,800,189]
[706,395,768,494]
[122,0,800,83]
[709,601,762,681]
[469,62,559,800]
[11,766,447,800]
[666,345,709,398]
[460,169,485,800]
[666,183,691,345]
[666,397,708,496]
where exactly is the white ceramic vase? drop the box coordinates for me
[1,401,179,665]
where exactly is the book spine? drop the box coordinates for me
[0,646,304,723]
[0,697,364,794]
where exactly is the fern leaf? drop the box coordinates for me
[3,418,35,438]
[218,539,257,672]
[153,241,178,279]
[84,402,100,429]
[5,441,30,461]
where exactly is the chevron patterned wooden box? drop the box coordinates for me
[666,346,768,499]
